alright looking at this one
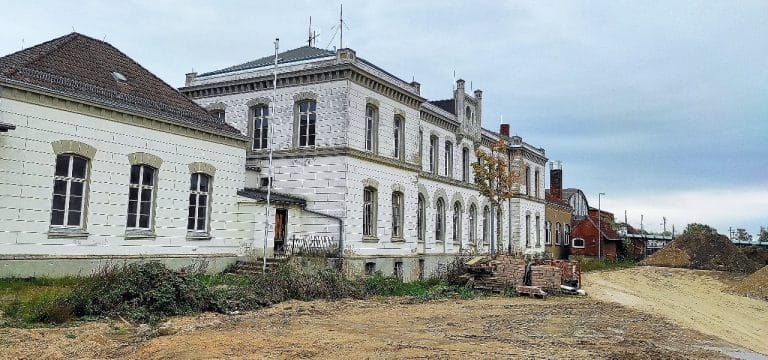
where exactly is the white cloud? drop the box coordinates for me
[601,187,768,234]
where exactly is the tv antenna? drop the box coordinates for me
[307,16,320,47]
[326,4,350,49]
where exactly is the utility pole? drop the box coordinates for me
[262,38,279,274]
[598,192,605,261]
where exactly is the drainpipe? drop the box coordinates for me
[303,208,345,266]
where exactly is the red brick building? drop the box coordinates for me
[570,208,622,260]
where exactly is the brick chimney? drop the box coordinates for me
[550,161,563,200]
[500,124,510,137]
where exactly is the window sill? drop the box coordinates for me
[125,229,156,239]
[48,227,89,238]
[186,232,211,241]
[362,236,379,243]
[391,237,405,243]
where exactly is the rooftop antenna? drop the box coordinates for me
[21,38,24,50]
[340,4,343,48]
[72,26,76,33]
[307,16,320,47]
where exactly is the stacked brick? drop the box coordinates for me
[467,256,581,294]
[530,265,562,292]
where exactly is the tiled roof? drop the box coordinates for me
[0,33,241,136]
[201,46,335,77]
[429,99,456,115]
[237,188,307,206]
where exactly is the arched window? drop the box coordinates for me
[50,154,89,228]
[555,222,562,245]
[482,206,490,244]
[296,100,316,147]
[188,173,211,233]
[462,147,470,182]
[251,105,269,150]
[365,105,378,152]
[435,198,445,242]
[126,164,156,229]
[391,191,404,239]
[363,186,377,238]
[469,204,477,245]
[465,106,472,121]
[564,224,571,245]
[393,115,404,160]
[417,194,425,242]
[452,202,462,244]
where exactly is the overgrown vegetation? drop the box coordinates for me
[1,260,477,326]
[579,258,636,272]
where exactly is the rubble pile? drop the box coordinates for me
[646,231,759,273]
[465,256,580,295]
[731,265,768,301]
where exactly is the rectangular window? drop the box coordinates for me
[126,164,156,229]
[187,173,211,233]
[535,216,541,247]
[363,187,377,238]
[429,136,438,173]
[444,142,453,177]
[393,116,404,160]
[252,105,269,150]
[462,147,470,182]
[418,129,424,169]
[525,215,531,247]
[365,105,376,152]
[394,261,403,280]
[298,100,317,147]
[50,154,88,228]
[392,192,403,238]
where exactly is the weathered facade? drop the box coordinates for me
[544,162,573,259]
[180,45,548,279]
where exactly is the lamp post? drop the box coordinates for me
[598,192,605,261]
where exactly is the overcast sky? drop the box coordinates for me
[1,0,766,236]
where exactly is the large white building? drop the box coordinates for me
[0,33,250,276]
[180,45,548,278]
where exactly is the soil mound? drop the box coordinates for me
[646,231,758,273]
[731,266,768,301]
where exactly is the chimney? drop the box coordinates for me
[456,79,465,90]
[550,161,563,200]
[185,72,197,87]
[410,81,421,95]
[500,124,510,137]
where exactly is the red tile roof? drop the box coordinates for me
[0,33,241,136]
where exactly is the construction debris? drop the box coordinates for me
[465,256,581,296]
[646,231,759,273]
[730,265,768,301]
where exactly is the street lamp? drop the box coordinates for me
[598,192,605,261]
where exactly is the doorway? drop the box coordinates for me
[274,208,287,256]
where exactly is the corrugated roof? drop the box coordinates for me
[237,188,307,206]
[200,46,335,77]
[0,33,241,136]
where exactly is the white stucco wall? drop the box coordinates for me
[0,97,247,257]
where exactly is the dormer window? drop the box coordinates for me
[210,109,225,121]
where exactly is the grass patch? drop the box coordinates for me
[579,258,637,272]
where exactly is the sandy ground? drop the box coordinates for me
[0,295,734,360]
[584,266,768,356]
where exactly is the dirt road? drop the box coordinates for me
[584,266,768,356]
[1,296,733,359]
